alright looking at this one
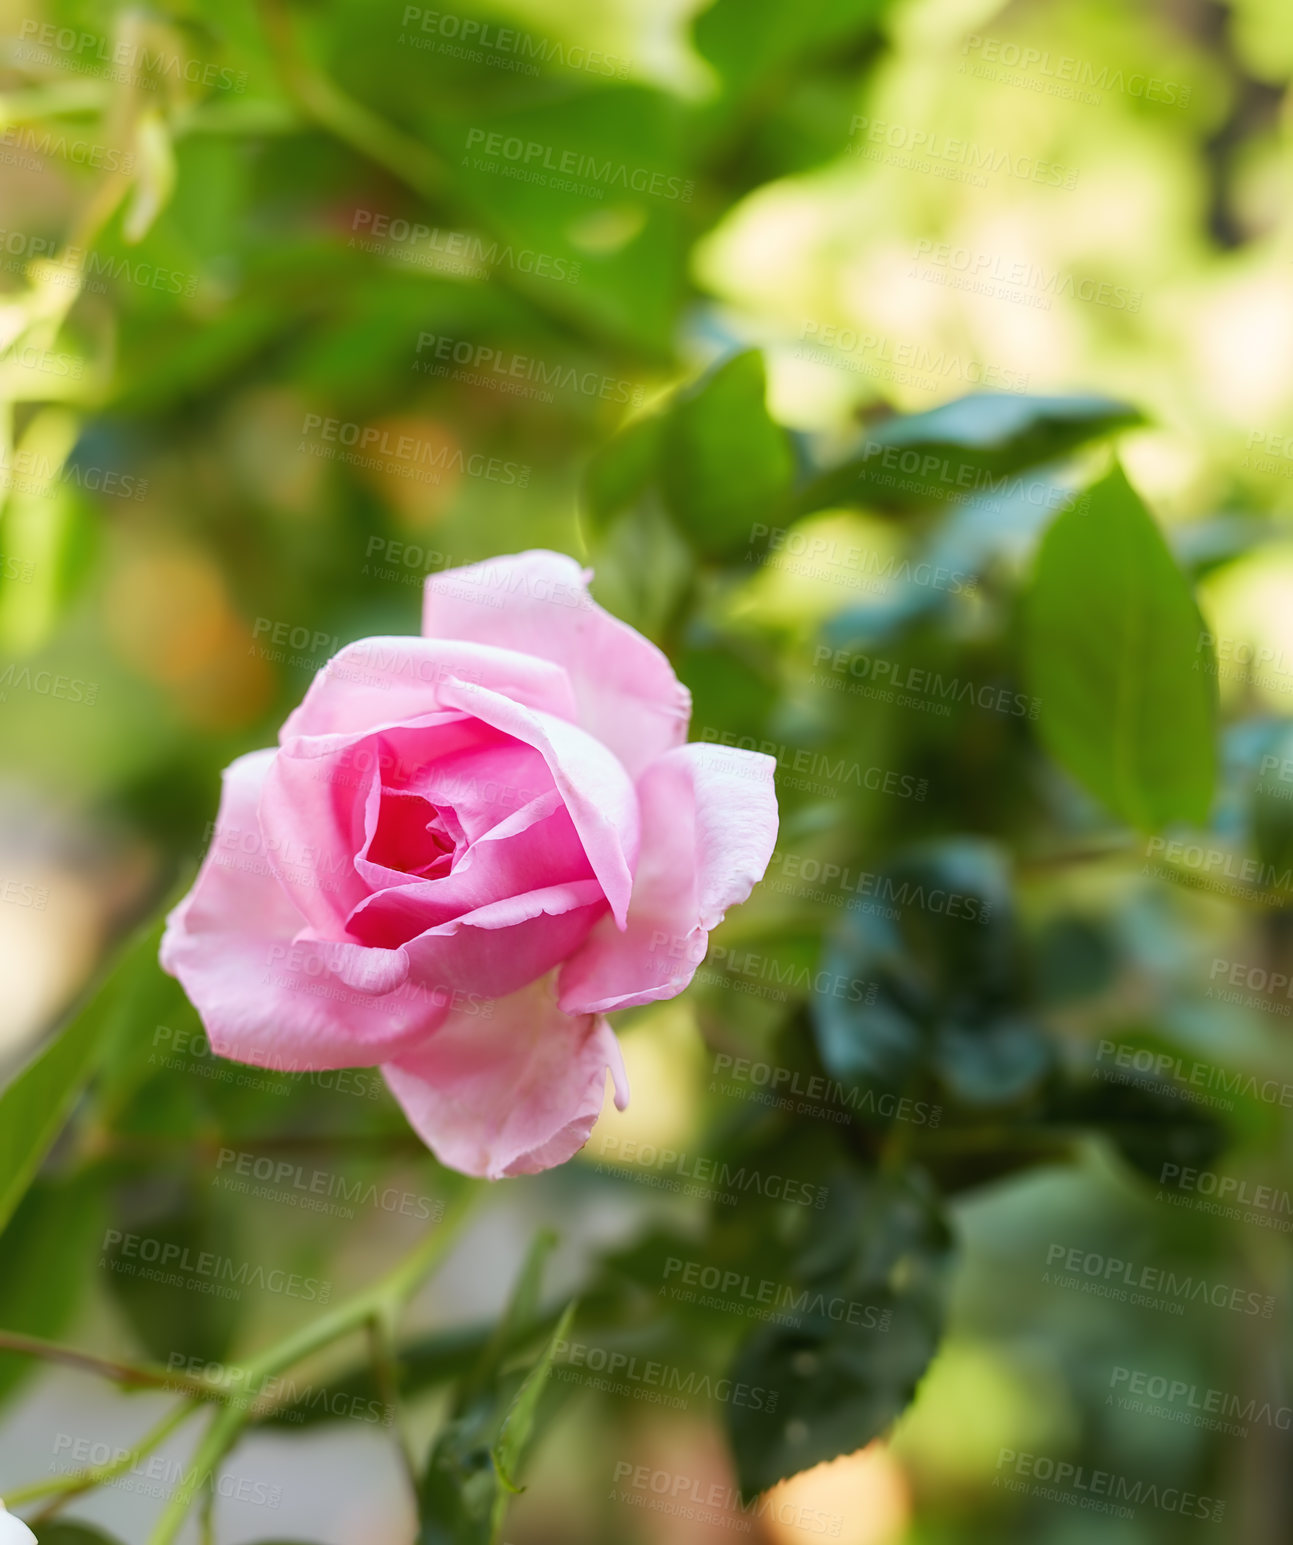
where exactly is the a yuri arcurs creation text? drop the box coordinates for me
[161,550,779,1178]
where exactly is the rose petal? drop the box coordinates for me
[382,978,628,1178]
[395,879,607,996]
[437,677,639,928]
[281,636,578,740]
[161,750,441,1068]
[557,742,778,1013]
[423,551,690,776]
[348,791,594,944]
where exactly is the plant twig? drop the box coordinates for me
[145,1185,477,1544]
[2,1400,198,1511]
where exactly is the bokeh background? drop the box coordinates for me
[1,0,1292,1541]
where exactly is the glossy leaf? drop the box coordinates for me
[1024,463,1217,829]
[798,392,1140,514]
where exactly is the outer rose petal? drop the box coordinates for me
[280,636,578,741]
[381,978,629,1180]
[557,742,778,1014]
[161,750,440,1068]
[422,550,690,777]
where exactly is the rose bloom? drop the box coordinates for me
[162,551,777,1178]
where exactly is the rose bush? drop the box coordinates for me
[162,550,778,1178]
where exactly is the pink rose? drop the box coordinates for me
[162,551,778,1178]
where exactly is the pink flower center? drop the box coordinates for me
[367,789,456,878]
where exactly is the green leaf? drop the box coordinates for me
[1024,463,1218,829]
[0,1176,106,1409]
[661,351,794,556]
[417,1230,564,1545]
[0,911,166,1237]
[725,1172,952,1496]
[812,842,1019,1104]
[694,0,882,106]
[492,1299,576,1492]
[797,392,1140,514]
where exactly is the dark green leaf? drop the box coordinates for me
[1024,463,1217,829]
[798,392,1140,514]
[725,1172,952,1496]
[931,1017,1052,1107]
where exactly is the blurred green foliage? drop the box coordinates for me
[1,0,1292,1542]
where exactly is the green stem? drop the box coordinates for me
[146,1185,477,1545]
[257,0,443,199]
[0,1329,230,1403]
[367,1311,419,1495]
[2,1400,198,1510]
